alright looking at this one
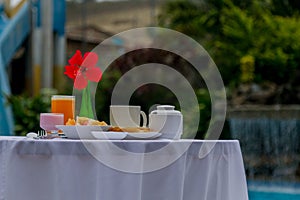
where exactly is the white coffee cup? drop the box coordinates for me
[110,105,147,127]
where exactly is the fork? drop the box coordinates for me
[38,130,47,139]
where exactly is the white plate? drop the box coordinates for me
[125,132,161,139]
[56,125,110,139]
[91,131,127,140]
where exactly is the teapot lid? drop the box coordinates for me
[151,105,181,115]
[157,105,175,111]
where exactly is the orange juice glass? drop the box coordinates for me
[51,95,75,124]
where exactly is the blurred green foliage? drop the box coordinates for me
[240,55,255,83]
[158,0,300,86]
[7,95,50,136]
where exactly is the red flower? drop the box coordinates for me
[64,50,102,90]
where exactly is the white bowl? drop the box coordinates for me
[56,125,110,139]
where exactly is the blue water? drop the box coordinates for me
[249,190,300,200]
[248,181,300,200]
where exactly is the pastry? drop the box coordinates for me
[65,116,108,126]
[109,126,150,133]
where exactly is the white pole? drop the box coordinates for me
[31,5,42,95]
[54,33,66,92]
[41,0,53,89]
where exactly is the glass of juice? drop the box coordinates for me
[51,95,75,124]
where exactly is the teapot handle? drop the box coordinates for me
[150,110,157,115]
[140,111,148,127]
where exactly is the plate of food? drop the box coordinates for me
[56,125,110,139]
[56,116,110,139]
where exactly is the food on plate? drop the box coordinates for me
[109,126,151,133]
[76,116,108,126]
[66,118,76,125]
[65,116,108,126]
[108,126,123,132]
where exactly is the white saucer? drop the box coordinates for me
[91,131,127,140]
[125,132,161,139]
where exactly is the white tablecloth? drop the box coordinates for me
[0,137,248,200]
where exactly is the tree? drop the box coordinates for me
[159,0,300,87]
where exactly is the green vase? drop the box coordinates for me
[79,81,94,118]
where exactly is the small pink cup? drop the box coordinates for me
[40,113,64,133]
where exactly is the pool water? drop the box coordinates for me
[248,181,300,200]
[249,190,300,200]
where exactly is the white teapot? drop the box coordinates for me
[149,105,183,139]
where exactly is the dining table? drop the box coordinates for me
[0,136,248,200]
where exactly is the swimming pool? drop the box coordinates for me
[248,181,300,200]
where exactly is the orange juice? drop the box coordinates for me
[51,95,75,124]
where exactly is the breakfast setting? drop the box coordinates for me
[35,99,182,141]
[23,47,184,141]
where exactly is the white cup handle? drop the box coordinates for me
[140,111,147,127]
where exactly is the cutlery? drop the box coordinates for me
[38,130,47,139]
